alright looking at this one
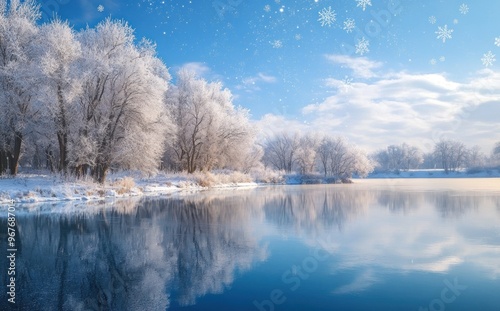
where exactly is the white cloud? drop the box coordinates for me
[257,72,277,83]
[325,54,383,79]
[258,63,500,152]
[237,72,277,92]
[255,114,309,140]
[179,62,211,77]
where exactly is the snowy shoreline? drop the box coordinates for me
[1,168,499,206]
[0,172,262,206]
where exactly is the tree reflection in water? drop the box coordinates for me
[1,182,499,310]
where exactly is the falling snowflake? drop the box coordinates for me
[481,51,496,67]
[355,0,372,11]
[495,37,500,47]
[97,4,104,12]
[430,59,437,65]
[428,16,436,24]
[343,18,356,33]
[271,40,283,48]
[318,6,336,27]
[439,56,446,62]
[355,37,370,55]
[264,5,271,12]
[294,34,301,40]
[459,3,469,15]
[435,25,453,43]
[453,19,459,24]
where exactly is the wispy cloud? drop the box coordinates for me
[179,62,211,77]
[325,54,383,79]
[259,61,500,152]
[236,72,277,92]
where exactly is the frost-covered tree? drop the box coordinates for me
[73,19,172,183]
[433,139,467,173]
[165,70,254,173]
[465,145,486,168]
[295,134,319,174]
[374,143,423,172]
[0,0,40,175]
[490,141,500,167]
[316,136,373,181]
[421,152,437,169]
[34,19,81,173]
[262,132,372,181]
[493,141,500,156]
[262,132,300,173]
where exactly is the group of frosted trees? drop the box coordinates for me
[262,133,374,182]
[373,140,500,173]
[373,143,424,172]
[163,70,255,173]
[0,1,255,182]
[2,1,499,183]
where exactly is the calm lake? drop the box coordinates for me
[1,179,500,311]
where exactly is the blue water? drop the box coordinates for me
[1,180,500,310]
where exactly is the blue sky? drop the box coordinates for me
[40,0,500,152]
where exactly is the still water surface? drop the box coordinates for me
[1,179,500,310]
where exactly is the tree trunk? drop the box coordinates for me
[56,84,69,173]
[0,150,7,175]
[46,148,55,172]
[8,132,23,176]
[93,162,109,184]
[57,131,68,173]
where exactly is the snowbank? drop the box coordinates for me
[2,168,499,206]
[0,171,259,205]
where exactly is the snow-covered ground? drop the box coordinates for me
[1,168,499,206]
[0,171,259,205]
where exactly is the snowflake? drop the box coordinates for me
[318,6,336,27]
[294,34,301,40]
[459,3,469,15]
[343,18,356,33]
[439,56,446,62]
[341,76,353,91]
[271,40,283,48]
[435,25,453,43]
[97,4,104,12]
[355,0,372,11]
[428,16,436,24]
[430,59,437,65]
[495,37,500,47]
[355,37,370,55]
[264,5,271,12]
[453,19,459,24]
[481,51,496,67]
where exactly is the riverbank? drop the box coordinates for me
[0,171,265,205]
[1,168,499,205]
